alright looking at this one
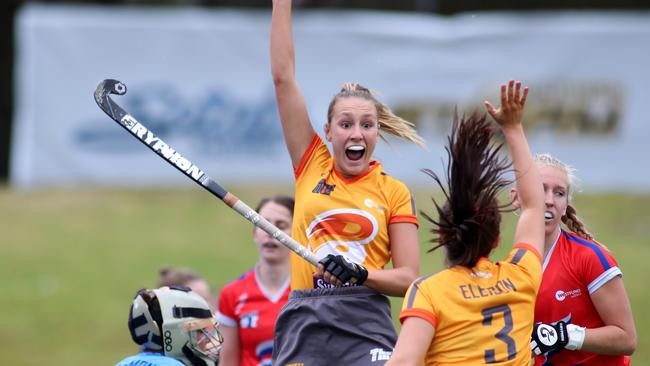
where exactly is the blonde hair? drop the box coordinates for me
[327,83,425,147]
[534,153,595,241]
[534,153,579,199]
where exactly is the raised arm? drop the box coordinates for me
[485,80,544,255]
[271,0,316,167]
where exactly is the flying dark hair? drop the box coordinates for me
[421,112,513,268]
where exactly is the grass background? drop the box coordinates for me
[0,186,647,365]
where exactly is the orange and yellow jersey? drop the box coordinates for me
[291,135,418,290]
[400,243,542,365]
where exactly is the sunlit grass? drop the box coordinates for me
[0,187,647,365]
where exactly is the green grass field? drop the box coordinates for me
[0,186,647,365]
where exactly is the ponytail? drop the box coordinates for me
[562,204,595,241]
[423,112,511,268]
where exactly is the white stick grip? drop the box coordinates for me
[231,200,319,266]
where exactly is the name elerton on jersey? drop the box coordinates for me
[459,278,517,300]
[121,114,205,181]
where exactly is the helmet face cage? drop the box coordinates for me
[188,318,224,361]
[153,287,222,366]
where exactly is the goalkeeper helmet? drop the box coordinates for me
[128,286,222,366]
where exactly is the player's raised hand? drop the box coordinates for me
[484,80,528,129]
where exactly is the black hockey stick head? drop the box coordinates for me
[94,79,128,122]
[91,78,320,267]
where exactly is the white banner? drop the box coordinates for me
[11,4,650,191]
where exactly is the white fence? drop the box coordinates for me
[11,4,650,190]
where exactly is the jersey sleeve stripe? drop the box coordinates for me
[405,275,430,309]
[389,215,419,227]
[588,266,623,294]
[514,242,542,263]
[565,231,612,270]
[293,134,321,179]
[400,308,438,328]
[215,312,237,327]
[410,193,416,215]
[510,248,526,265]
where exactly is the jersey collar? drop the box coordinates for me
[254,264,290,303]
[332,160,380,184]
[542,229,562,273]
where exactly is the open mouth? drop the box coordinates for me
[262,242,279,249]
[345,145,365,161]
[544,211,554,221]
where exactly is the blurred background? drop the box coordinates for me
[1,1,649,365]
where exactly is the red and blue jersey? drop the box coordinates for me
[533,229,627,366]
[217,267,290,366]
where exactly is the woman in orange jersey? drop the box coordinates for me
[386,80,545,366]
[513,154,636,365]
[270,1,424,364]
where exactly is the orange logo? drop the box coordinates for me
[306,209,378,263]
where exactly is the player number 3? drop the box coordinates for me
[481,304,516,363]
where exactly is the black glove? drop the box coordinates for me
[530,321,569,356]
[319,254,368,285]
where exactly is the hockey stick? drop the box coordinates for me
[94,79,318,266]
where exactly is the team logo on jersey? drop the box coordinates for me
[555,288,582,301]
[306,208,378,263]
[312,178,336,195]
[364,198,385,213]
[239,311,259,328]
[471,271,493,279]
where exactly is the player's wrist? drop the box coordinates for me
[353,263,368,285]
[500,123,524,135]
[319,254,368,285]
[565,324,586,350]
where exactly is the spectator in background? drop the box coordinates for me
[158,266,216,310]
[269,1,423,364]
[386,81,545,365]
[116,286,222,366]
[514,154,637,365]
[216,195,293,366]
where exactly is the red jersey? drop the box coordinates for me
[217,267,290,366]
[533,229,627,366]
